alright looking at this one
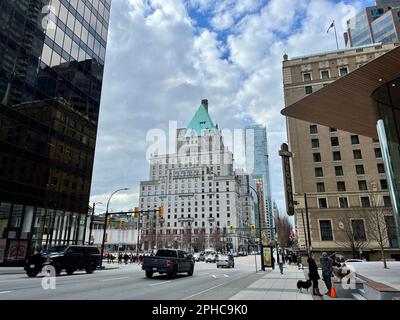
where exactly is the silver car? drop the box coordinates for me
[216,255,234,268]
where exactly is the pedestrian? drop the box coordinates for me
[307,253,322,297]
[107,253,110,264]
[118,252,122,264]
[297,254,302,270]
[272,256,275,270]
[124,253,129,264]
[278,251,284,274]
[320,252,333,296]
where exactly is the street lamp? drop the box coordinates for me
[88,202,102,245]
[99,188,129,268]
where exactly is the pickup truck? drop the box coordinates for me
[142,249,194,279]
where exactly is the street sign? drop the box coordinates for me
[279,143,295,216]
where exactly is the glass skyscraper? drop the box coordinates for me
[0,0,111,265]
[245,124,274,241]
[345,0,400,47]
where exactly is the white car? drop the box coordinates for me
[345,259,366,263]
[205,254,217,263]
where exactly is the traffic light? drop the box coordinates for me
[158,207,164,219]
[229,225,234,233]
[119,220,123,228]
[251,224,256,232]
[134,212,139,219]
[106,215,110,225]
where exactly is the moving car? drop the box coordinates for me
[193,252,205,262]
[142,249,194,279]
[24,245,101,277]
[205,253,217,263]
[216,255,235,268]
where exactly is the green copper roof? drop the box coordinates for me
[185,103,217,137]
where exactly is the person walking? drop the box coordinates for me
[308,253,322,297]
[278,251,284,274]
[320,252,333,296]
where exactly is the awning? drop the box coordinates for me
[281,45,400,138]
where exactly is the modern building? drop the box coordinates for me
[0,0,111,265]
[345,0,400,47]
[138,100,255,253]
[282,42,400,261]
[245,124,274,241]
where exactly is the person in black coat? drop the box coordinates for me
[307,253,322,296]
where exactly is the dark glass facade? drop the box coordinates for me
[0,0,111,264]
[374,76,400,246]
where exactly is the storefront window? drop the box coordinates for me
[21,206,34,239]
[374,77,400,245]
[0,203,11,239]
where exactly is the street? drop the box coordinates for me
[0,256,266,300]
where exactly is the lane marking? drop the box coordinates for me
[100,277,129,282]
[224,274,229,278]
[0,291,11,294]
[212,275,217,278]
[149,281,172,287]
[182,283,226,300]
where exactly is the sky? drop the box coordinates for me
[90,0,374,216]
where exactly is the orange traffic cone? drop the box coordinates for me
[330,287,337,298]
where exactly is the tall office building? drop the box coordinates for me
[0,0,111,265]
[245,125,274,241]
[282,43,400,260]
[345,0,400,47]
[138,100,255,253]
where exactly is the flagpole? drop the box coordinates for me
[333,21,339,50]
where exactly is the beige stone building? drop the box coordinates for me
[283,43,400,261]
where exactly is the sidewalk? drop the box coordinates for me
[229,263,348,300]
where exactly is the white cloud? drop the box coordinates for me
[92,0,367,217]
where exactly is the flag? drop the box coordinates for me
[327,20,335,33]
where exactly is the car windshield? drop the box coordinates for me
[155,250,177,257]
[41,246,68,254]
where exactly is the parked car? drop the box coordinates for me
[193,252,205,262]
[216,255,235,268]
[142,249,194,279]
[205,253,217,263]
[24,245,101,277]
[345,259,366,263]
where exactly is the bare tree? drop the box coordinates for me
[334,211,370,259]
[366,186,398,269]
[275,214,292,248]
[211,228,223,251]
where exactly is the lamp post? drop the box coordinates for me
[247,183,265,271]
[99,188,129,268]
[88,202,102,245]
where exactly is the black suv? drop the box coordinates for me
[24,245,101,277]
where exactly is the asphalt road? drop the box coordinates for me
[0,256,266,300]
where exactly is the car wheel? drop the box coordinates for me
[85,262,96,274]
[188,265,194,276]
[170,267,177,279]
[145,271,153,278]
[54,264,62,276]
[66,268,75,275]
[26,270,39,278]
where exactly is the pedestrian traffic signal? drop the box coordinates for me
[230,225,234,233]
[158,207,164,219]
